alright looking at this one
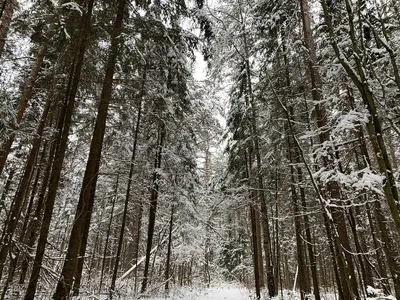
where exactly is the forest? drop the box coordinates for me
[0,0,400,299]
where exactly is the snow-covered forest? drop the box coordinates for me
[0,0,400,299]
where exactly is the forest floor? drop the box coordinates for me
[4,285,396,299]
[67,285,396,300]
[142,286,396,300]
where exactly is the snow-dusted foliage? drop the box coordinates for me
[1,0,400,299]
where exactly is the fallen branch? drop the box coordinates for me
[117,227,178,283]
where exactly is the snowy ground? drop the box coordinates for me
[13,284,393,299]
[144,286,396,300]
[67,285,396,300]
[147,286,251,300]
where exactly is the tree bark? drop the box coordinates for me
[0,168,14,217]
[299,0,360,298]
[320,0,400,234]
[0,0,14,57]
[281,33,322,299]
[0,43,47,177]
[242,33,276,298]
[0,94,51,281]
[19,125,55,284]
[23,1,95,298]
[110,89,143,296]
[249,201,261,300]
[164,206,174,293]
[141,122,166,293]
[349,86,400,298]
[288,136,311,300]
[53,1,126,297]
[133,193,143,293]
[99,174,118,292]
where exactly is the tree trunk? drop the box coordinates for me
[273,171,281,294]
[23,1,95,298]
[243,146,261,300]
[347,206,372,293]
[0,168,14,217]
[320,0,400,234]
[249,202,261,300]
[5,143,47,291]
[0,95,51,280]
[19,145,44,239]
[99,174,118,292]
[133,194,143,293]
[110,91,143,296]
[0,43,47,177]
[254,208,264,288]
[299,0,360,298]
[242,35,276,298]
[299,181,320,299]
[141,122,166,293]
[0,0,14,57]
[288,137,311,300]
[349,88,400,298]
[53,0,126,297]
[19,125,55,284]
[373,199,400,298]
[281,35,321,298]
[165,206,174,293]
[0,246,17,300]
[366,202,391,294]
[87,229,100,286]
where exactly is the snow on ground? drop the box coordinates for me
[148,286,250,300]
[143,286,397,300]
[72,285,251,300]
[68,285,397,300]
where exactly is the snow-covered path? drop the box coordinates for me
[149,286,251,300]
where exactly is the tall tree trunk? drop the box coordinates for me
[99,173,119,293]
[110,93,143,296]
[99,174,119,292]
[347,206,372,293]
[164,206,174,293]
[299,180,320,299]
[0,0,14,57]
[141,122,166,293]
[0,94,51,280]
[249,201,261,300]
[242,33,276,298]
[23,1,95,298]
[243,145,261,299]
[19,144,44,239]
[0,44,47,177]
[349,87,400,298]
[299,0,360,298]
[54,0,127,297]
[365,201,391,294]
[133,194,143,293]
[0,168,14,217]
[2,142,48,293]
[281,33,321,298]
[320,0,400,234]
[254,208,264,288]
[0,246,17,300]
[19,124,55,285]
[288,137,311,300]
[274,174,282,295]
[274,86,349,300]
